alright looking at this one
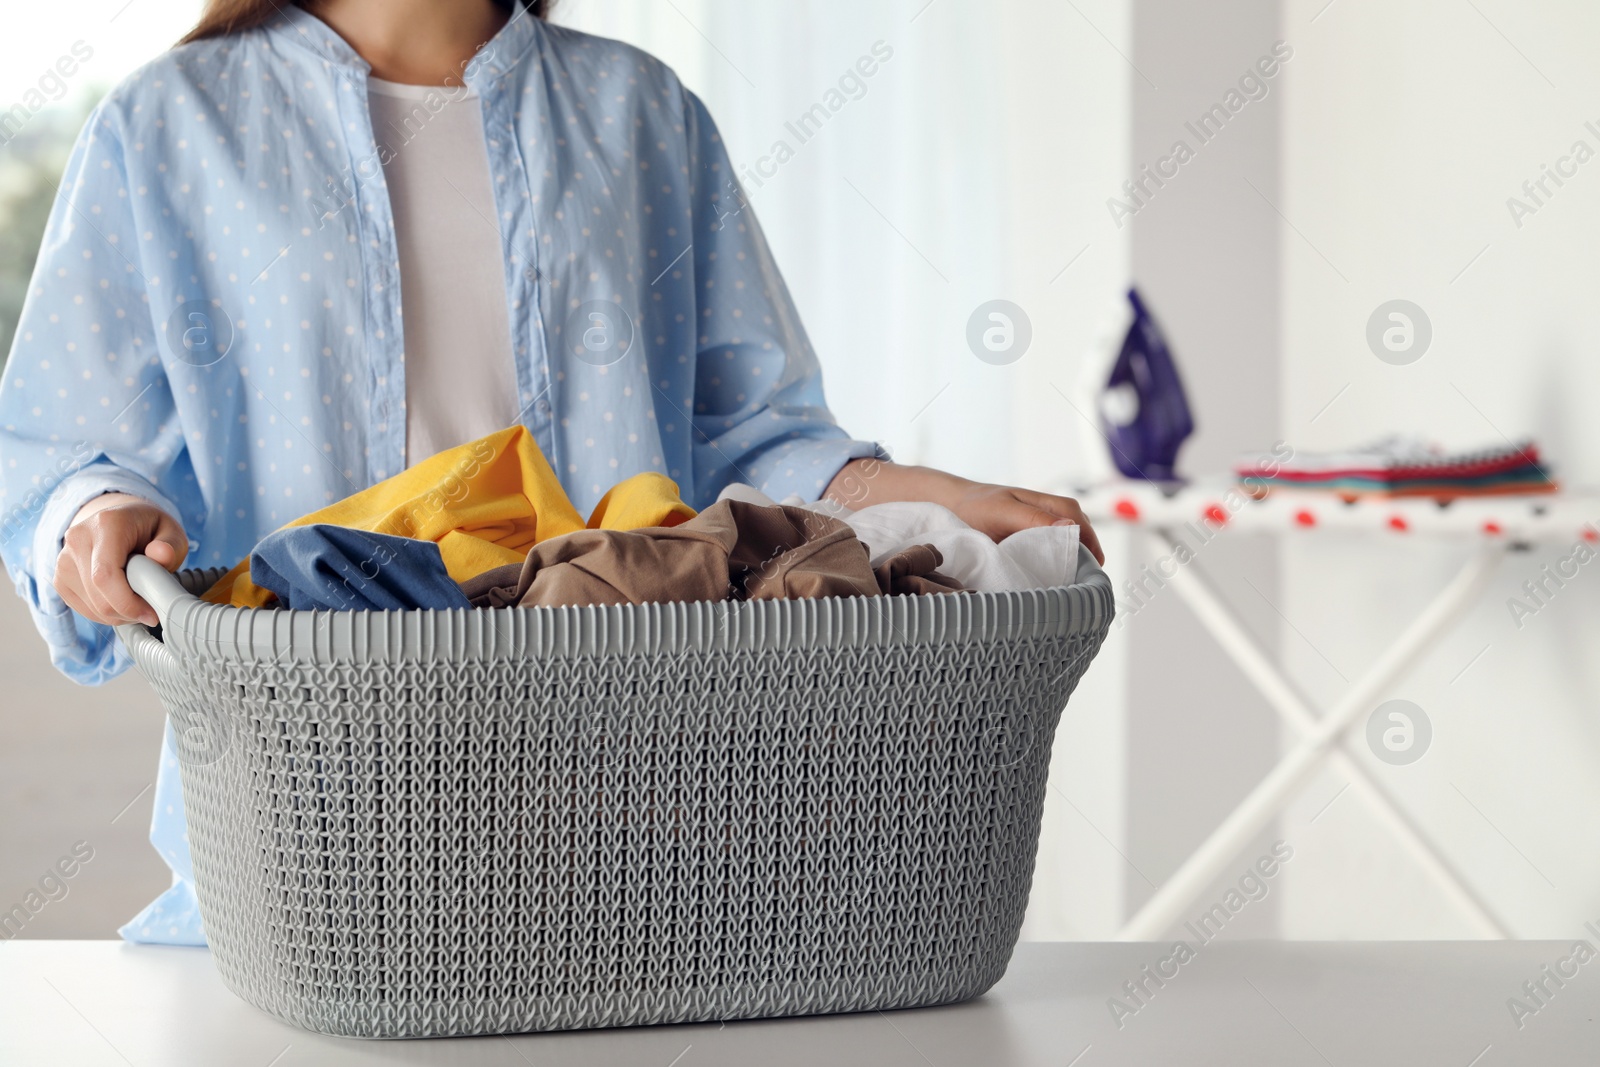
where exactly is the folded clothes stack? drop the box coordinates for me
[203,427,1082,612]
[1235,436,1556,500]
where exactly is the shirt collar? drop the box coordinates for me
[265,6,368,71]
[265,3,542,91]
[463,3,543,92]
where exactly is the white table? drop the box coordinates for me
[1069,480,1599,941]
[2,939,1593,1064]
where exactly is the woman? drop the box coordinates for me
[0,0,1102,942]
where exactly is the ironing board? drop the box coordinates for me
[1066,479,1598,940]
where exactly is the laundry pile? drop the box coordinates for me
[203,427,1081,612]
[718,483,1080,592]
[1234,436,1556,500]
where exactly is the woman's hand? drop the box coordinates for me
[825,458,1104,564]
[947,482,1104,563]
[55,493,188,627]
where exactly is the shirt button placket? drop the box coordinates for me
[490,86,555,461]
[363,144,403,477]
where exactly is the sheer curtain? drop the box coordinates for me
[555,0,1133,938]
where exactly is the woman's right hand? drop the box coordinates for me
[55,493,188,627]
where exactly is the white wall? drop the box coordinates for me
[1278,0,1600,937]
[560,0,1600,943]
[556,0,1134,938]
[0,0,199,104]
[1120,0,1289,942]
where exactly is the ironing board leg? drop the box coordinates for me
[1115,535,1508,941]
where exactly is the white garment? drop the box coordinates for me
[368,77,520,467]
[717,484,1081,590]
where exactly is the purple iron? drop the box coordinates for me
[1098,287,1194,484]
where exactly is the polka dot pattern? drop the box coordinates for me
[0,8,879,686]
[0,10,879,946]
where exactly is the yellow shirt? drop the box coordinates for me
[203,425,695,607]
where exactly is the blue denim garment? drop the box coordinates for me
[250,525,470,611]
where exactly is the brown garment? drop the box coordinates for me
[458,499,961,608]
[873,543,964,596]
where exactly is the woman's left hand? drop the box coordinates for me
[825,459,1104,564]
[949,483,1104,564]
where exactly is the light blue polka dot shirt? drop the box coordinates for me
[1,6,878,686]
[0,8,878,945]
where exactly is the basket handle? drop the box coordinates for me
[124,553,193,633]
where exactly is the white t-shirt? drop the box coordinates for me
[367,77,520,468]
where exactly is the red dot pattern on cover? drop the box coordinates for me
[1482,521,1502,536]
[1294,510,1316,527]
[1584,527,1599,543]
[1114,498,1140,521]
[1388,516,1409,532]
[1204,505,1228,527]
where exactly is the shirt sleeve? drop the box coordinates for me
[680,89,882,508]
[0,98,201,685]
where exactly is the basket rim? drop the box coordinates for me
[132,543,1112,667]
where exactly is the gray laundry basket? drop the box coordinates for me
[117,546,1112,1039]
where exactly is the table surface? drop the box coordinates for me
[2,940,1595,1066]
